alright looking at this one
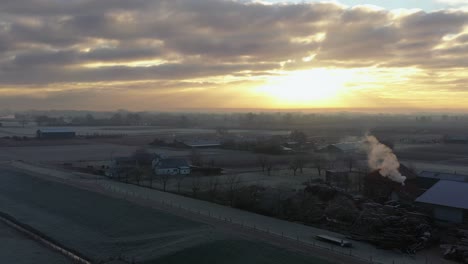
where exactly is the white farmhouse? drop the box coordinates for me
[152,155,191,175]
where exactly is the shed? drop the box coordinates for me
[416,180,468,223]
[36,128,76,139]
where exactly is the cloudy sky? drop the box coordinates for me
[1,0,468,111]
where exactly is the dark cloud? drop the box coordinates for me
[0,0,467,86]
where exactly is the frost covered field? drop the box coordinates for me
[0,166,212,262]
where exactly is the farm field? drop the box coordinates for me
[0,221,71,264]
[0,166,211,262]
[0,165,330,263]
[150,239,333,264]
[0,125,289,137]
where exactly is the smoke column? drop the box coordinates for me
[366,135,406,185]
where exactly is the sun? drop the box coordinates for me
[256,68,351,106]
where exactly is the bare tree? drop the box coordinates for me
[175,174,185,193]
[312,154,326,177]
[157,173,171,192]
[344,155,356,172]
[257,155,269,172]
[207,176,220,201]
[15,114,29,128]
[132,167,143,185]
[289,158,299,176]
[132,147,153,166]
[266,160,274,176]
[191,175,201,197]
[190,149,203,166]
[148,169,154,188]
[296,155,307,173]
[225,174,241,206]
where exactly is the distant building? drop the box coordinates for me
[317,141,363,154]
[179,139,222,148]
[316,145,344,154]
[152,155,190,175]
[416,180,468,223]
[443,135,468,144]
[363,164,422,202]
[36,128,76,139]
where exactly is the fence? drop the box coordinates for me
[101,183,393,264]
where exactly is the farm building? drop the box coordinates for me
[363,164,423,202]
[317,141,363,154]
[152,155,190,175]
[443,135,468,144]
[36,128,76,139]
[416,180,468,223]
[179,139,222,148]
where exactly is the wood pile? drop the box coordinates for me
[349,202,435,254]
[442,229,468,263]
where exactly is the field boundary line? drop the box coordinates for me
[0,211,92,264]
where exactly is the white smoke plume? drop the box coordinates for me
[366,135,406,185]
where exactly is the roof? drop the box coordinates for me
[37,128,75,133]
[317,142,363,153]
[445,136,468,141]
[416,180,468,210]
[317,145,343,153]
[419,171,468,182]
[156,158,189,169]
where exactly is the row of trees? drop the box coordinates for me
[257,153,358,177]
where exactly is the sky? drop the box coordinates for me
[1,0,468,111]
[265,0,468,11]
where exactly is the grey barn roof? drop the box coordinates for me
[416,180,468,210]
[37,128,75,133]
[419,171,468,182]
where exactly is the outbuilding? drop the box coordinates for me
[152,155,190,175]
[36,128,76,139]
[416,180,468,223]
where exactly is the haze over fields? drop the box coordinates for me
[1,0,468,111]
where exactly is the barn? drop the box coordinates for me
[416,180,468,223]
[36,128,76,139]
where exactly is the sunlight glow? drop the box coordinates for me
[256,69,352,106]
